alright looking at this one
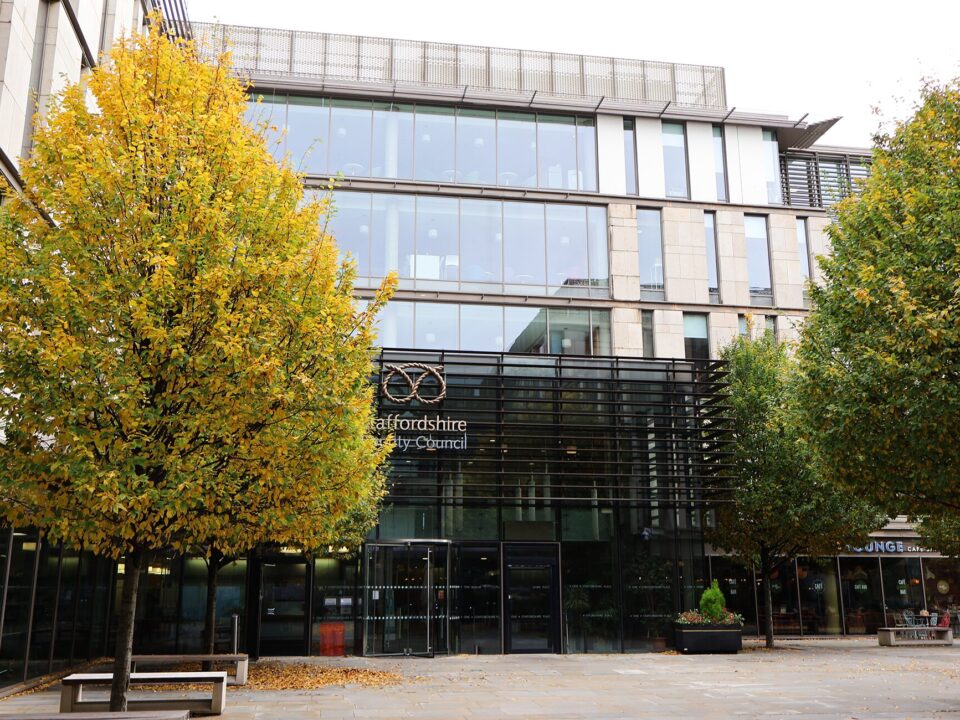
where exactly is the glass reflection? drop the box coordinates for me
[662,122,688,198]
[285,96,329,174]
[329,100,372,177]
[371,103,414,179]
[371,194,415,280]
[415,303,458,349]
[460,199,502,287]
[498,112,537,188]
[549,309,591,355]
[414,196,459,288]
[503,202,546,288]
[839,557,883,634]
[712,125,727,202]
[246,94,286,161]
[797,557,842,635]
[415,106,456,182]
[460,305,504,351]
[546,205,588,295]
[456,109,496,185]
[704,212,719,299]
[505,307,548,354]
[637,209,664,298]
[537,115,577,190]
[376,301,414,347]
[587,206,608,293]
[745,216,772,297]
[623,119,638,195]
[762,129,782,204]
[330,192,370,277]
[577,118,598,192]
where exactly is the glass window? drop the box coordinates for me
[245,93,286,161]
[623,119,638,195]
[456,109,496,185]
[371,102,414,179]
[796,217,811,280]
[329,99,372,177]
[414,197,459,287]
[459,199,502,286]
[503,202,546,289]
[371,194,416,279]
[662,122,688,198]
[641,310,655,357]
[460,305,504,351]
[414,105,456,182]
[922,558,960,618]
[710,556,758,636]
[546,205,589,295]
[497,111,537,188]
[549,308,591,355]
[586,206,609,294]
[738,314,748,336]
[712,125,727,202]
[765,315,777,336]
[683,312,709,360]
[537,115,577,190]
[590,311,611,355]
[744,216,773,301]
[376,300,414,348]
[762,129,782,204]
[329,191,371,278]
[285,96,329,175]
[797,557,843,635]
[415,303,458,349]
[757,560,801,635]
[881,557,926,622]
[505,306,548,354]
[576,117,598,192]
[839,557,884,634]
[637,209,664,299]
[704,212,720,301]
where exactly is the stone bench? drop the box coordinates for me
[877,626,954,646]
[60,671,227,716]
[131,653,249,685]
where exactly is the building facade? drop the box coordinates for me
[3,2,955,691]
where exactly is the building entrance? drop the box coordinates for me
[258,556,310,656]
[363,542,449,656]
[503,544,560,653]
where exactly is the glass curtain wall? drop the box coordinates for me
[330,192,608,298]
[661,122,688,198]
[374,301,612,356]
[247,94,598,191]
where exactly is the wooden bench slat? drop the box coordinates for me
[6,712,190,719]
[131,654,246,661]
[63,671,227,684]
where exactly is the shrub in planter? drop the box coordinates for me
[674,580,744,654]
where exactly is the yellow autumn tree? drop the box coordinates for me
[0,17,393,710]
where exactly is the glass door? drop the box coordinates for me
[259,558,309,656]
[364,543,447,656]
[504,544,560,653]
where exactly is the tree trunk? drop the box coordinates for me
[110,549,147,712]
[201,551,221,671]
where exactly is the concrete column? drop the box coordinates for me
[769,211,804,309]
[608,203,640,301]
[710,311,739,357]
[611,306,644,357]
[662,206,708,304]
[716,209,750,306]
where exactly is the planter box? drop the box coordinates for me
[674,623,742,654]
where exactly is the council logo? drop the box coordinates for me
[381,363,446,405]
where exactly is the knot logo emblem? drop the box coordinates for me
[381,363,446,405]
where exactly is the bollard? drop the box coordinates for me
[231,613,240,654]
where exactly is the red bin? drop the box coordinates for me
[319,622,345,656]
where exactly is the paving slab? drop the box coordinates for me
[2,638,960,718]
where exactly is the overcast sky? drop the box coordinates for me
[187,0,959,149]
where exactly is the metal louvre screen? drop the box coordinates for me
[780,151,872,209]
[373,350,732,510]
[192,22,727,110]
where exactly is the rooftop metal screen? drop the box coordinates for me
[193,22,727,110]
[780,151,872,209]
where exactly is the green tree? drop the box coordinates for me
[795,80,960,523]
[0,19,393,710]
[709,327,882,647]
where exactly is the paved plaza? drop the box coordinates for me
[3,638,960,718]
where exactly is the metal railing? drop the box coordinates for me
[192,22,727,110]
[780,151,871,209]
